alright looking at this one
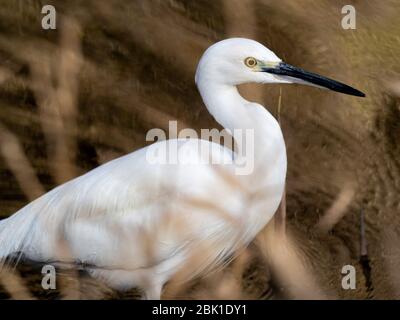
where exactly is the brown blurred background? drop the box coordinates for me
[0,0,400,299]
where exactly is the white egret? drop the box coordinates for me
[0,38,364,299]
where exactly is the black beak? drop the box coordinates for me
[262,62,365,97]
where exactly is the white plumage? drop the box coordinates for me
[0,38,364,299]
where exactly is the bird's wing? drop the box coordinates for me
[0,139,243,275]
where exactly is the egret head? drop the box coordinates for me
[195,38,365,97]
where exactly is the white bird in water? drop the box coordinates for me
[0,38,364,299]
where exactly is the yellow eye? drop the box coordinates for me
[244,57,257,68]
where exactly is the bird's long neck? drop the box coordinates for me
[197,82,249,131]
[197,80,286,175]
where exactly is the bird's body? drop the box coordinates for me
[0,38,364,299]
[0,135,285,297]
